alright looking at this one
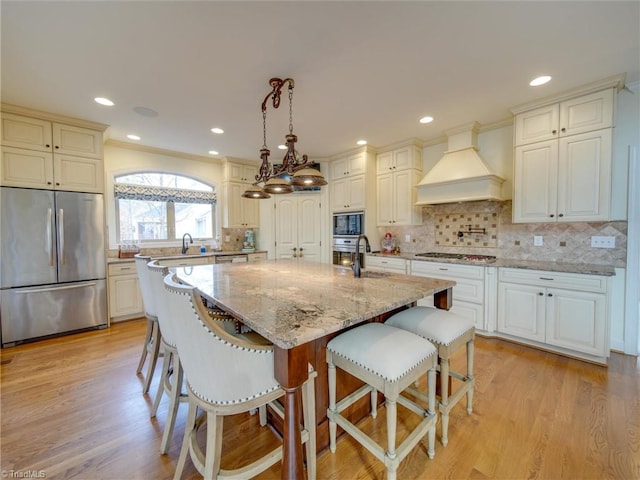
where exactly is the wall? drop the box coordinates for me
[103,142,224,251]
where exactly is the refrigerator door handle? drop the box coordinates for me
[46,208,54,266]
[15,282,98,294]
[58,208,65,265]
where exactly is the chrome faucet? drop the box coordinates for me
[181,233,193,254]
[352,234,371,278]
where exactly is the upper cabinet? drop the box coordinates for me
[511,77,623,224]
[221,159,260,228]
[376,142,422,226]
[514,89,614,146]
[1,112,105,193]
[329,149,376,213]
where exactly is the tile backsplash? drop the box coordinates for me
[377,200,627,267]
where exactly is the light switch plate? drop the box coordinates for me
[534,235,543,246]
[591,236,615,248]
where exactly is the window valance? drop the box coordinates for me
[114,183,217,204]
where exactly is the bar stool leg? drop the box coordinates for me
[427,368,436,459]
[370,390,378,418]
[328,362,337,453]
[137,318,153,373]
[439,357,450,447]
[385,397,398,480]
[467,340,474,414]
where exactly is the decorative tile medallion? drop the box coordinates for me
[435,212,498,247]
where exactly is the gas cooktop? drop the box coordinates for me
[414,252,497,263]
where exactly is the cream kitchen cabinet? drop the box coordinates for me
[247,252,268,262]
[331,175,365,212]
[274,194,322,261]
[411,260,493,331]
[330,152,366,180]
[108,262,144,321]
[497,268,609,363]
[1,112,105,193]
[365,255,407,274]
[513,89,614,146]
[376,168,422,225]
[376,144,422,175]
[225,161,257,183]
[513,129,612,223]
[156,256,216,267]
[222,181,259,228]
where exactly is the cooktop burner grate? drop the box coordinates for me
[415,252,496,263]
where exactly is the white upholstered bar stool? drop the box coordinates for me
[386,306,475,447]
[327,322,438,480]
[134,254,161,394]
[164,274,317,480]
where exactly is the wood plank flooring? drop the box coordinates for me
[1,318,638,480]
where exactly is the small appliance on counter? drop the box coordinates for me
[242,230,256,252]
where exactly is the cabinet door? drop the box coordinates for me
[108,274,143,319]
[377,151,394,174]
[224,182,259,228]
[560,89,614,137]
[498,282,546,342]
[1,146,54,189]
[52,124,102,159]
[557,129,611,222]
[330,157,348,180]
[227,162,255,183]
[297,196,322,262]
[346,175,365,210]
[513,140,558,223]
[275,197,298,259]
[376,173,394,225]
[514,104,559,145]
[545,288,607,356]
[53,155,104,193]
[392,169,420,225]
[347,153,366,176]
[241,194,259,227]
[1,113,53,152]
[330,177,349,211]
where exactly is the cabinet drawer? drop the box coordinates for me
[366,256,406,272]
[499,268,607,293]
[417,297,485,330]
[108,262,137,276]
[411,261,485,280]
[412,266,484,303]
[157,256,213,267]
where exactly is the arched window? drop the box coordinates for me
[114,173,216,243]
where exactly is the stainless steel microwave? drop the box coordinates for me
[332,211,364,237]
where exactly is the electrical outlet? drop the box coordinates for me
[591,236,615,248]
[534,235,543,246]
[405,234,411,243]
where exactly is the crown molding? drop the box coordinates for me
[105,139,222,164]
[1,103,109,131]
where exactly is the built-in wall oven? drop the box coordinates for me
[332,211,366,267]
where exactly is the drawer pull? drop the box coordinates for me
[539,277,554,281]
[438,268,449,271]
[120,267,132,270]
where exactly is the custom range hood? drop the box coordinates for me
[416,122,505,205]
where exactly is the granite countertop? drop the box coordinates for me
[368,252,616,276]
[174,260,455,349]
[107,250,267,264]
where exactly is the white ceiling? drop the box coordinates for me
[2,1,638,162]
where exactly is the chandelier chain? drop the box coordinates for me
[288,85,294,135]
[262,109,268,149]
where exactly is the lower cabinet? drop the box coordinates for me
[108,262,143,321]
[365,255,407,274]
[497,268,609,362]
[247,252,268,262]
[410,261,494,331]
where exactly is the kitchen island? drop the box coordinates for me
[174,259,455,480]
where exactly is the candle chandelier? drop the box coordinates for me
[242,77,327,199]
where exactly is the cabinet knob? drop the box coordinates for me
[547,293,553,297]
[55,182,60,186]
[561,127,566,132]
[549,214,555,218]
[47,181,52,185]
[558,213,564,218]
[45,144,51,148]
[552,130,557,135]
[538,292,544,296]
[55,145,59,149]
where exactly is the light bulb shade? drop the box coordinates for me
[262,176,294,194]
[291,168,328,187]
[241,184,270,199]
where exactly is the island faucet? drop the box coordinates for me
[352,234,371,278]
[182,233,193,254]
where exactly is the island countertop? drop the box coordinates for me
[173,259,455,349]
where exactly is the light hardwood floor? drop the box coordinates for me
[1,318,638,480]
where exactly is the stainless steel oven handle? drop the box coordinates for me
[16,282,98,294]
[58,208,65,265]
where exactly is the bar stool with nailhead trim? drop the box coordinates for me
[386,306,475,447]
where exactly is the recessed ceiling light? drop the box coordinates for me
[278,144,287,150]
[211,127,224,134]
[357,140,367,146]
[208,150,219,155]
[529,75,552,86]
[419,116,434,124]
[127,134,141,141]
[94,97,114,106]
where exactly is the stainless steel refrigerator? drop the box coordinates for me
[0,187,107,346]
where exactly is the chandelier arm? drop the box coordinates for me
[260,78,295,113]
